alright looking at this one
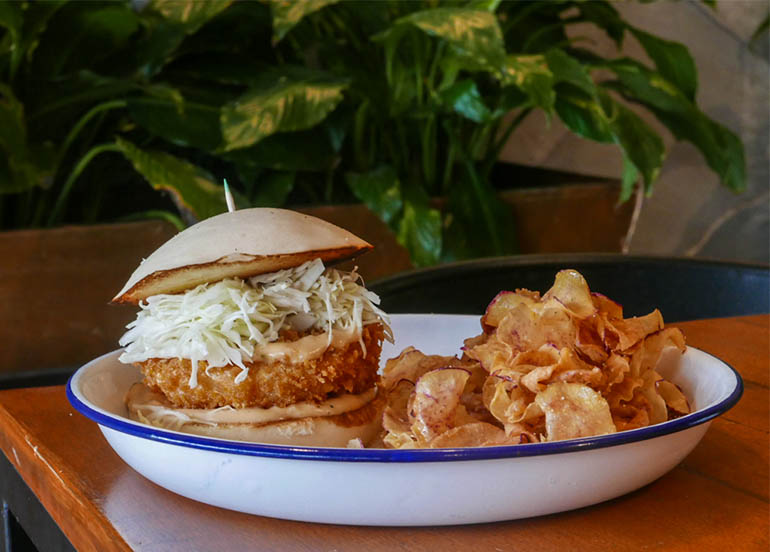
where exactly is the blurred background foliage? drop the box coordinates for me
[0,0,745,265]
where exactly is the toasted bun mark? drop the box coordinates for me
[114,208,372,304]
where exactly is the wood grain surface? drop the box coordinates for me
[0,315,767,552]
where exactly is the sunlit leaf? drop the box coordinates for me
[220,77,347,151]
[269,0,340,43]
[115,137,230,221]
[502,54,554,112]
[147,0,233,27]
[381,8,506,74]
[137,0,234,76]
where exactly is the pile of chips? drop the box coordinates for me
[381,269,688,448]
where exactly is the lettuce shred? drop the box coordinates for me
[118,259,391,387]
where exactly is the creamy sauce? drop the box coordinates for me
[252,327,360,363]
[127,383,376,426]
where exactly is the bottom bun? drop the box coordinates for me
[126,382,384,447]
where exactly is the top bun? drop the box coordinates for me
[113,208,372,304]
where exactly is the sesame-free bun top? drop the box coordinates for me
[113,208,372,304]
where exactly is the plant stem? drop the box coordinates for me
[427,41,446,92]
[55,99,126,173]
[441,130,456,195]
[502,2,545,36]
[46,143,121,227]
[443,120,503,255]
[521,16,583,53]
[461,153,503,255]
[483,107,531,178]
[421,115,436,190]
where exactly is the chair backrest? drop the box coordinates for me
[369,254,770,322]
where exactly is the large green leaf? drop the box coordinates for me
[127,86,223,151]
[554,89,613,143]
[629,27,697,102]
[269,0,340,43]
[224,128,336,173]
[555,86,663,192]
[250,171,295,207]
[137,0,234,76]
[346,165,403,226]
[603,59,745,192]
[502,54,555,112]
[0,84,53,194]
[114,137,229,221]
[0,0,66,79]
[31,3,141,77]
[148,0,233,28]
[545,49,596,97]
[382,8,506,74]
[439,79,491,123]
[220,77,347,151]
[0,2,23,48]
[600,91,665,191]
[575,1,626,48]
[619,153,639,202]
[397,185,442,268]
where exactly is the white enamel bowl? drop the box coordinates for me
[67,314,742,526]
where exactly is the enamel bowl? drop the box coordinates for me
[67,314,742,526]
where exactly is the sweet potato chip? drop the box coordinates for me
[428,422,508,448]
[542,269,596,319]
[656,379,691,417]
[535,382,616,441]
[409,368,470,443]
[482,291,537,332]
[379,269,689,449]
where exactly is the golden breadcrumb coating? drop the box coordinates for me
[137,324,384,409]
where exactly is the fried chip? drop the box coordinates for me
[409,368,470,443]
[542,269,596,319]
[535,382,616,441]
[379,269,689,448]
[656,379,690,417]
[427,422,508,448]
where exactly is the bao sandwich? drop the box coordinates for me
[115,208,391,447]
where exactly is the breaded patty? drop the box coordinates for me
[138,324,384,409]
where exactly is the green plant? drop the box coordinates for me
[0,0,745,265]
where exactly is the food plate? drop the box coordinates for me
[67,314,742,526]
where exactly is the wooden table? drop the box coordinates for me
[1,315,767,551]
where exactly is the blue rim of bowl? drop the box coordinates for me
[66,347,743,463]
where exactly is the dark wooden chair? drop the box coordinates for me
[369,254,770,322]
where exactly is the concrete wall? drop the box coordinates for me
[500,0,769,264]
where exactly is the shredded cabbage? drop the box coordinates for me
[118,259,391,387]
